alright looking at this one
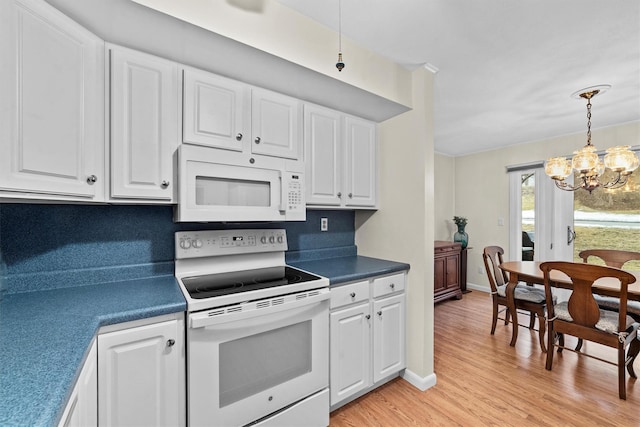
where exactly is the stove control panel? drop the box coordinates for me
[175,229,287,259]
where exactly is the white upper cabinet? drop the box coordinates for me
[251,88,302,160]
[344,116,377,208]
[109,44,179,201]
[182,67,248,152]
[182,69,302,161]
[0,0,104,200]
[305,105,377,209]
[304,104,342,206]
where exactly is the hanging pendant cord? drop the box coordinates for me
[338,0,342,54]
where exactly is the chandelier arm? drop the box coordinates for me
[598,172,628,189]
[553,179,583,192]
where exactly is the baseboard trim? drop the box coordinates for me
[466,282,489,293]
[402,369,437,391]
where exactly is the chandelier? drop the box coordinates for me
[544,85,639,193]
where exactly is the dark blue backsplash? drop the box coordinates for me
[0,204,355,293]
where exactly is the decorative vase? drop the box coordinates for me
[453,224,469,249]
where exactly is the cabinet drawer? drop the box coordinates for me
[372,273,405,298]
[331,281,370,309]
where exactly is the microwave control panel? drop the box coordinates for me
[284,172,305,220]
[175,229,288,259]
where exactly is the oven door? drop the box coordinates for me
[187,289,329,427]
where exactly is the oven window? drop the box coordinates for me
[195,176,271,207]
[218,321,312,407]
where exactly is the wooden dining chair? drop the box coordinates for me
[579,249,640,322]
[579,249,640,268]
[482,246,547,352]
[540,261,640,400]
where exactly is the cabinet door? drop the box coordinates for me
[434,256,447,295]
[183,67,247,151]
[343,116,376,207]
[304,104,342,206]
[109,45,178,200]
[372,294,405,383]
[445,254,460,290]
[0,0,104,199]
[330,303,371,406]
[58,340,98,427]
[251,88,302,160]
[98,320,184,427]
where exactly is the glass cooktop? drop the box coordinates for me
[181,266,322,299]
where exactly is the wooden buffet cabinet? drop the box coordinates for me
[434,241,463,303]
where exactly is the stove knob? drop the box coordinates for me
[260,236,267,244]
[277,235,284,244]
[193,239,203,249]
[269,236,275,244]
[180,239,191,249]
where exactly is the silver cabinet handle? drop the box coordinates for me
[87,175,97,185]
[348,193,353,198]
[377,311,383,317]
[365,314,371,320]
[236,133,243,141]
[350,292,356,298]
[254,136,261,144]
[337,192,342,198]
[161,180,170,188]
[390,283,395,289]
[167,339,175,347]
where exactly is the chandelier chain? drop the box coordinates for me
[586,97,592,146]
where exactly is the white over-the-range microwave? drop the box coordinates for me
[174,144,306,222]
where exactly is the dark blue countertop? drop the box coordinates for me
[290,255,410,286]
[0,276,186,427]
[0,255,407,427]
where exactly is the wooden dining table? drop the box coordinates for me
[499,261,640,348]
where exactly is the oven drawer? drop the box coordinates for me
[372,273,405,298]
[330,280,370,309]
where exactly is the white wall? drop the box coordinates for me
[453,121,640,290]
[355,67,435,379]
[434,153,456,241]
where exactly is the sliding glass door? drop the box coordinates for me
[509,167,573,262]
[571,172,640,267]
[510,165,640,264]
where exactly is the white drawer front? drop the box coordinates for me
[372,273,405,298]
[330,281,370,309]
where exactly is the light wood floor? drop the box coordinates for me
[329,290,640,426]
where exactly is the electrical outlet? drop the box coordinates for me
[321,217,328,232]
[477,266,484,275]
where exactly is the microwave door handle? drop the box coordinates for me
[279,172,286,212]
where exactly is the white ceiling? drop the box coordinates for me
[278,0,640,157]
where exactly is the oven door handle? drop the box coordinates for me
[190,288,330,329]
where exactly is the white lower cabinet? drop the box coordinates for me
[372,294,405,383]
[98,315,186,427]
[57,314,186,427]
[329,272,406,409]
[58,340,98,427]
[330,301,371,404]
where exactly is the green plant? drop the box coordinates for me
[453,216,467,227]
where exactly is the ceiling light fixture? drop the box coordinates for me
[335,0,345,72]
[544,85,639,193]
